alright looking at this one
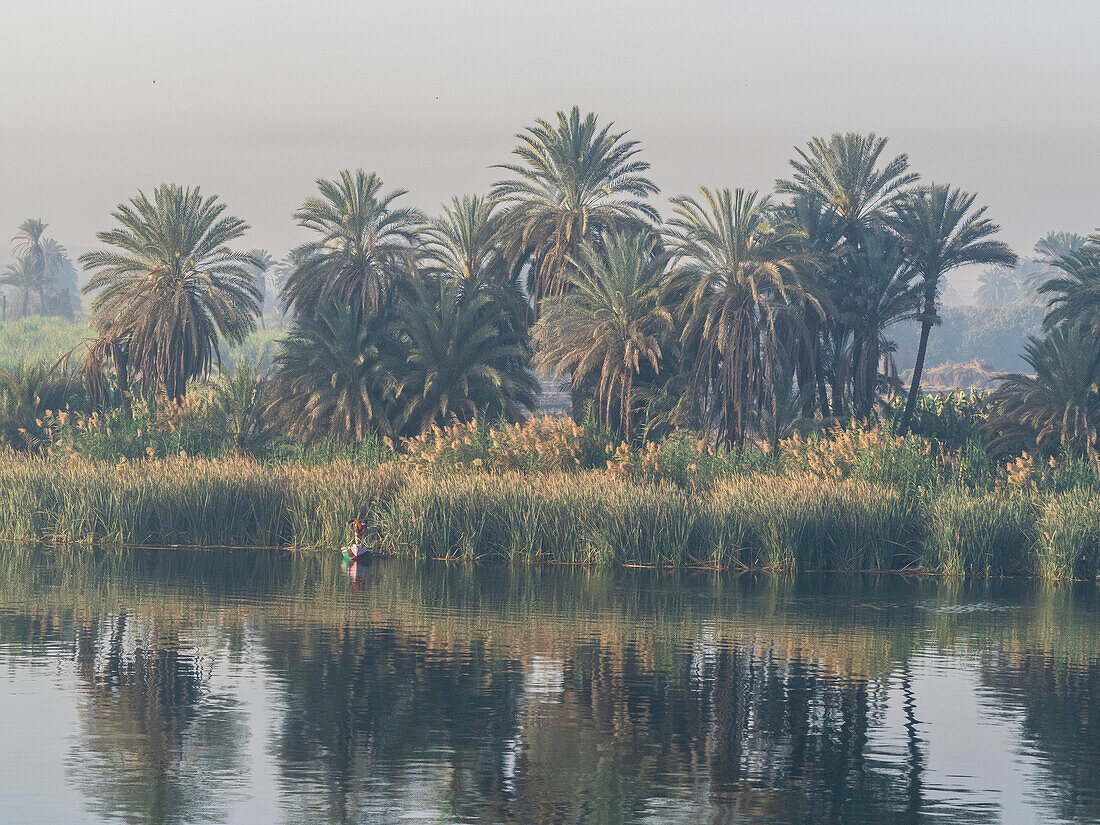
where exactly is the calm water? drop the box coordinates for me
[0,548,1097,825]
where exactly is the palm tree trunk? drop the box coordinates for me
[898,305,933,436]
[798,316,820,419]
[830,373,844,422]
[622,376,633,443]
[115,346,133,421]
[816,361,829,418]
[864,339,880,420]
[851,334,866,419]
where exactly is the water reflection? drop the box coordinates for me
[0,547,1097,824]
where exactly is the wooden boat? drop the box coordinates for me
[342,543,372,562]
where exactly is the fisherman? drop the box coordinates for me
[346,518,367,545]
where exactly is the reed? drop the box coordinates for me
[924,489,1036,577]
[1035,490,1100,580]
[0,450,1096,579]
[0,453,403,549]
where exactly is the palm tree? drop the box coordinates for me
[267,303,396,443]
[423,195,503,286]
[890,185,1017,435]
[422,194,528,331]
[0,256,37,318]
[491,106,659,305]
[1012,231,1088,305]
[42,238,78,316]
[531,232,671,441]
[665,187,823,445]
[778,192,844,416]
[776,132,918,244]
[79,184,261,400]
[280,169,424,318]
[391,276,537,435]
[11,218,50,313]
[213,360,272,455]
[844,230,920,418]
[776,134,917,419]
[1038,235,1100,332]
[985,324,1100,464]
[975,267,1021,307]
[1034,231,1087,266]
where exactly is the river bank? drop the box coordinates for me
[2,450,1098,580]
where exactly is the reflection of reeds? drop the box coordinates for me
[3,549,1097,675]
[0,453,1097,578]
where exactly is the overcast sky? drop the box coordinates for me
[2,0,1098,297]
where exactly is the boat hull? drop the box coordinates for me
[342,544,372,562]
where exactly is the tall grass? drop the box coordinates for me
[0,454,401,549]
[1035,490,1100,580]
[1,452,1094,579]
[923,490,1036,577]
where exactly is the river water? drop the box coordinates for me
[0,547,1097,824]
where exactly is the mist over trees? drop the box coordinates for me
[1,219,77,319]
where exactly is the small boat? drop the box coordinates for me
[342,543,372,562]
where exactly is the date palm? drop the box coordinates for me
[267,303,396,443]
[1015,231,1087,304]
[80,184,261,400]
[665,187,823,445]
[1034,231,1087,266]
[42,238,78,316]
[423,194,503,286]
[844,230,919,418]
[281,169,424,317]
[0,256,37,318]
[491,106,659,305]
[777,133,917,419]
[213,360,273,455]
[975,267,1021,307]
[391,276,537,435]
[11,218,50,314]
[1038,235,1100,332]
[81,332,133,419]
[7,219,74,316]
[0,361,85,452]
[778,192,845,416]
[890,185,1017,434]
[986,324,1100,463]
[423,194,528,330]
[532,231,671,441]
[776,132,918,244]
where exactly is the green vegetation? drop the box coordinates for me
[0,316,91,368]
[80,184,262,401]
[4,108,1100,579]
[0,412,1094,579]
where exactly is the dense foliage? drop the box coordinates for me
[3,108,1100,577]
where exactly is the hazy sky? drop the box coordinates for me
[3,0,1098,297]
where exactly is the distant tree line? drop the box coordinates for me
[1,219,77,319]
